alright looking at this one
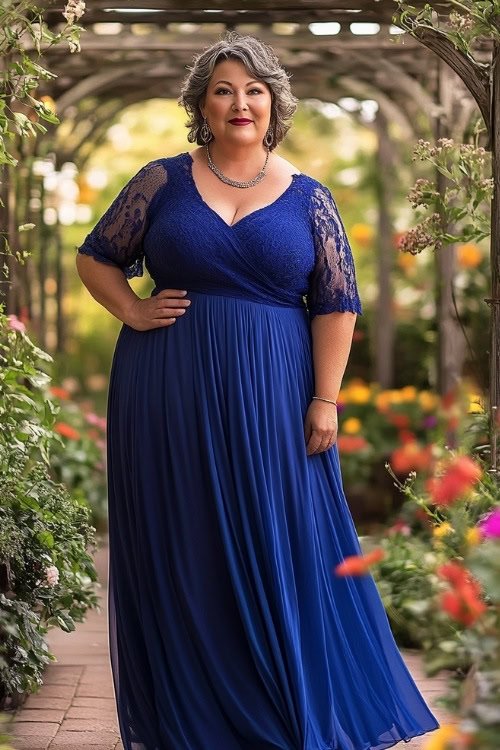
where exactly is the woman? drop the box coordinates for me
[76,30,440,750]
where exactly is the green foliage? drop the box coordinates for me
[0,0,85,168]
[0,308,99,706]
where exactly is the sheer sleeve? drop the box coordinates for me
[76,160,168,279]
[306,183,363,320]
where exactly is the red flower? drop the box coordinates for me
[437,561,487,627]
[426,455,482,506]
[334,548,385,576]
[387,413,410,428]
[50,386,70,400]
[54,422,80,440]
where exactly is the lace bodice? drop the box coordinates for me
[77,152,362,320]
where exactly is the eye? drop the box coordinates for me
[214,87,263,94]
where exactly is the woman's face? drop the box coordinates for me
[200,58,272,148]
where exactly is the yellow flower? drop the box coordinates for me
[433,522,453,538]
[351,223,374,246]
[467,394,484,413]
[458,243,482,269]
[375,391,392,411]
[423,724,458,750]
[400,386,418,402]
[465,527,482,546]
[348,384,372,404]
[419,390,439,411]
[343,417,362,434]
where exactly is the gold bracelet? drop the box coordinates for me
[312,396,337,405]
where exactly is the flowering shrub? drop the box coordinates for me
[398,132,492,255]
[334,378,486,498]
[0,309,99,710]
[333,424,500,749]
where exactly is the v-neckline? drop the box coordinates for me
[181,151,304,229]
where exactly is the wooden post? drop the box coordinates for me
[374,108,395,388]
[486,41,500,472]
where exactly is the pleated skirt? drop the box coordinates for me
[105,289,440,750]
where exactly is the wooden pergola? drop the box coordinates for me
[9,1,500,463]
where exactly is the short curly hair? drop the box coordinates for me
[178,31,299,151]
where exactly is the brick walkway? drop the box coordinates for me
[8,535,458,749]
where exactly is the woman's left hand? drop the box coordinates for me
[304,399,338,455]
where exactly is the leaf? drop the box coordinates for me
[37,531,55,548]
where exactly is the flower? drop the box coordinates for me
[477,508,500,539]
[342,417,362,434]
[465,527,482,546]
[336,435,368,454]
[49,385,70,400]
[436,561,487,627]
[63,0,85,24]
[45,565,59,586]
[351,223,374,247]
[422,723,458,750]
[458,243,482,269]
[54,422,80,440]
[334,547,385,576]
[386,519,411,537]
[432,522,454,538]
[7,314,26,333]
[425,455,482,507]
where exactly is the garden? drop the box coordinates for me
[1,1,500,749]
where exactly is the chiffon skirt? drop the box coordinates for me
[106,289,440,750]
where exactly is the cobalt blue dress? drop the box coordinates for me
[77,151,440,750]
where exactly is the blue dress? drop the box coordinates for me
[77,151,440,750]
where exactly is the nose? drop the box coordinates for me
[232,92,249,111]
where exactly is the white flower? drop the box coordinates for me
[63,0,85,24]
[45,565,59,586]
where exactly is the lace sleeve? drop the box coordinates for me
[306,183,363,320]
[76,160,168,279]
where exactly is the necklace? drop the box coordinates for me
[204,143,270,189]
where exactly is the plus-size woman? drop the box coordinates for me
[76,30,440,750]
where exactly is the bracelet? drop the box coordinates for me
[312,396,337,406]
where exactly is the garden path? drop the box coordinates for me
[8,536,459,750]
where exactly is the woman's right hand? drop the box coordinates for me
[125,289,191,331]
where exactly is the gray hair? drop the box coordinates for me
[177,31,299,151]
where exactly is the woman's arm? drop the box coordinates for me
[310,310,358,402]
[76,254,141,325]
[304,183,362,455]
[76,254,190,330]
[75,161,190,329]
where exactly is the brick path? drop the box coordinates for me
[7,535,458,749]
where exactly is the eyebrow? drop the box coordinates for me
[212,80,262,87]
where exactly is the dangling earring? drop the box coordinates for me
[200,116,212,144]
[263,126,273,149]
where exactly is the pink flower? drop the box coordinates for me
[7,314,26,333]
[478,509,500,539]
[45,565,59,586]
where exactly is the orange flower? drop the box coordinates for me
[334,547,385,576]
[336,435,368,454]
[391,442,434,474]
[54,422,80,440]
[50,386,70,400]
[425,455,482,506]
[458,243,482,269]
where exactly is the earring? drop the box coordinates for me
[263,126,273,148]
[200,117,212,144]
